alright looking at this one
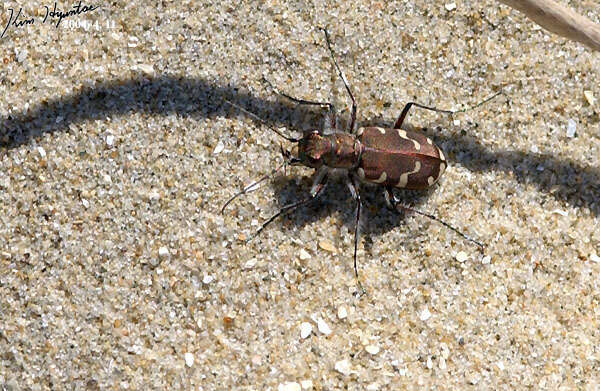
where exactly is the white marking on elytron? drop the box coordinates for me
[428,176,435,186]
[396,161,422,188]
[426,138,433,145]
[437,147,446,162]
[372,171,387,183]
[377,127,386,134]
[356,127,364,136]
[397,129,420,150]
[357,167,365,180]
[439,162,446,177]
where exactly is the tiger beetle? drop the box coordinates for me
[222,28,499,291]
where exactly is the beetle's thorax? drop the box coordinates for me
[298,131,362,169]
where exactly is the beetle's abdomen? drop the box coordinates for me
[356,127,447,190]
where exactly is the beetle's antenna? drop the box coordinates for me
[221,160,288,213]
[223,99,300,142]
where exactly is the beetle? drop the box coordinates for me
[223,28,496,290]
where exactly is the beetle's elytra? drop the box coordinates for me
[223,28,488,291]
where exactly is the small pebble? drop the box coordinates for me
[103,174,112,184]
[82,199,90,209]
[366,383,379,391]
[337,306,347,319]
[299,249,310,260]
[158,246,169,258]
[496,361,505,370]
[202,274,214,284]
[456,251,468,263]
[426,356,433,369]
[334,359,352,375]
[278,382,301,391]
[318,240,336,253]
[299,322,312,339]
[590,252,600,263]
[184,352,194,367]
[16,51,26,62]
[365,344,380,355]
[531,144,539,153]
[584,90,595,106]
[419,307,432,321]
[445,2,456,11]
[566,119,576,138]
[482,255,491,265]
[439,356,447,370]
[317,317,332,335]
[300,380,313,390]
[137,63,154,75]
[106,135,115,146]
[37,146,46,158]
[213,140,225,155]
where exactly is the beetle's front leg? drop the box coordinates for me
[347,173,365,295]
[248,167,329,241]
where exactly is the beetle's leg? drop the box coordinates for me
[321,28,357,134]
[248,168,329,241]
[263,77,337,131]
[394,91,503,129]
[384,187,484,251]
[393,102,453,130]
[347,173,365,295]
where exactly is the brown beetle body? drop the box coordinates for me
[297,126,447,190]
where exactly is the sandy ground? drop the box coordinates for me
[1,0,600,389]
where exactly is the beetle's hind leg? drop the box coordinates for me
[394,102,453,130]
[394,91,503,130]
[384,187,484,251]
[263,77,337,131]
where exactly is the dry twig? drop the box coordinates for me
[498,0,600,51]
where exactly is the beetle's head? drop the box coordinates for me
[292,131,332,168]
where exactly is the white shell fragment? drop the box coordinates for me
[335,359,352,375]
[456,251,468,263]
[420,307,432,321]
[337,306,347,319]
[158,246,169,258]
[584,90,595,106]
[445,2,456,11]
[299,249,311,260]
[365,344,380,355]
[184,352,194,367]
[213,140,225,155]
[278,382,301,391]
[299,322,312,339]
[317,318,332,335]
